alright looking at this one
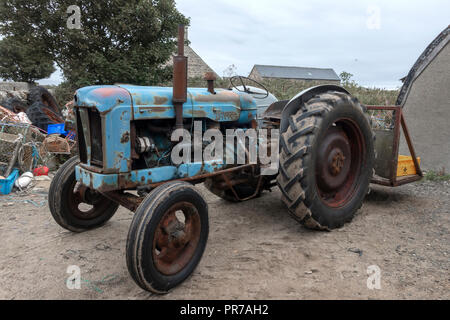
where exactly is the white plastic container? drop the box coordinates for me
[15,172,33,189]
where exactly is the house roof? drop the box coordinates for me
[165,45,219,79]
[397,25,450,106]
[251,64,340,81]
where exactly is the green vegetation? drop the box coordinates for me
[183,73,399,106]
[0,35,55,82]
[0,0,188,88]
[423,170,450,182]
[53,72,399,107]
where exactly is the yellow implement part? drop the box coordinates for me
[397,155,421,177]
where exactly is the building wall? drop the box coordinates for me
[0,82,32,91]
[400,43,450,171]
[248,69,262,81]
[184,46,217,79]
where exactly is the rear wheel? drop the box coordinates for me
[126,181,209,294]
[277,91,374,230]
[49,156,119,232]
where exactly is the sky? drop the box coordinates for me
[38,0,449,89]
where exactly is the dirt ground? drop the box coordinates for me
[0,177,449,300]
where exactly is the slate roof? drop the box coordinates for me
[251,65,340,81]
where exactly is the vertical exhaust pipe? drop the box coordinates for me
[173,24,188,129]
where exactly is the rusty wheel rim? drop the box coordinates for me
[67,180,107,220]
[315,119,365,208]
[152,202,201,276]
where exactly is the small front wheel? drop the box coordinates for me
[126,181,209,294]
[49,156,119,232]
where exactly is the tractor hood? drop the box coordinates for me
[75,84,258,123]
[74,85,133,114]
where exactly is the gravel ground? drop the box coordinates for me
[0,177,448,300]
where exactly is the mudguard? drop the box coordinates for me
[263,85,350,134]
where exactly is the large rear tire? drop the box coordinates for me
[277,91,374,230]
[126,181,209,294]
[49,156,119,232]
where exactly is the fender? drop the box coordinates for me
[280,85,350,134]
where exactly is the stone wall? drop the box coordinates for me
[0,82,32,91]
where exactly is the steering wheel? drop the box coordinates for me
[229,76,269,99]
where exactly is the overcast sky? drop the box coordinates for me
[39,0,449,89]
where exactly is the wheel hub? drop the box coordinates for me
[153,202,201,276]
[316,126,352,192]
[330,149,346,176]
[68,181,107,220]
[314,118,365,208]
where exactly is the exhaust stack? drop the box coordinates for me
[173,25,188,129]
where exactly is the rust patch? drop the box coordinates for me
[186,109,208,118]
[113,151,125,168]
[138,106,172,114]
[99,109,111,116]
[121,131,130,144]
[194,91,241,107]
[92,87,128,98]
[153,96,169,105]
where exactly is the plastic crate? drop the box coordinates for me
[397,155,421,177]
[47,123,68,136]
[0,169,19,195]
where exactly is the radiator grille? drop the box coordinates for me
[75,107,103,167]
[89,110,103,166]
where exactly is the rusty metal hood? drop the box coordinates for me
[117,84,251,109]
[75,85,133,114]
[75,84,258,123]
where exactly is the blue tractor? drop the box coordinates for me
[49,26,375,293]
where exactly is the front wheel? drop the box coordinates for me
[126,181,209,294]
[48,157,119,232]
[277,91,374,230]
